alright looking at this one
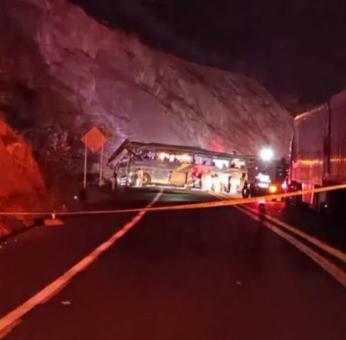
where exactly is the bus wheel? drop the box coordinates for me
[142,173,151,186]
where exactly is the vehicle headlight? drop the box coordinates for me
[269,184,278,193]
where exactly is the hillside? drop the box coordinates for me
[1,0,292,178]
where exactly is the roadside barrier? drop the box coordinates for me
[1,183,346,218]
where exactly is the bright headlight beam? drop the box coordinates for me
[259,147,274,162]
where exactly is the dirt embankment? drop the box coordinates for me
[0,116,46,238]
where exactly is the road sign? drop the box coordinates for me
[81,127,108,188]
[81,127,107,153]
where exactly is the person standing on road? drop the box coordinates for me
[111,172,117,191]
[136,169,144,187]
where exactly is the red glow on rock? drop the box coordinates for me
[208,137,225,153]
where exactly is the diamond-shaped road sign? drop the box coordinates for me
[81,127,107,153]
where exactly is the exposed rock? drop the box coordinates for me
[0,115,46,237]
[1,0,292,179]
[0,115,44,198]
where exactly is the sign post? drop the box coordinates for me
[83,140,88,189]
[99,142,104,186]
[81,127,108,188]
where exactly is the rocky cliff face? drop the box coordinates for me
[1,0,292,178]
[0,115,44,198]
[0,116,45,237]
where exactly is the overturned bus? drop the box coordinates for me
[108,140,255,195]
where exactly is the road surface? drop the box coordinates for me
[0,188,345,340]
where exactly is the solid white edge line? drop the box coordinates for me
[235,206,346,287]
[240,204,346,264]
[0,192,162,339]
[213,192,346,265]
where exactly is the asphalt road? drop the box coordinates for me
[0,188,345,340]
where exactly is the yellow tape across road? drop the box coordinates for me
[1,183,346,217]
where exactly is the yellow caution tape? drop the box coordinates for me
[0,183,346,217]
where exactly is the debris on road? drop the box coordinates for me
[61,300,72,306]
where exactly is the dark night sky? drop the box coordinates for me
[71,0,346,112]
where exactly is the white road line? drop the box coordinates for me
[213,192,346,265]
[236,206,346,287]
[240,204,346,264]
[0,192,162,339]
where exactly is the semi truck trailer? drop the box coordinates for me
[290,89,346,213]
